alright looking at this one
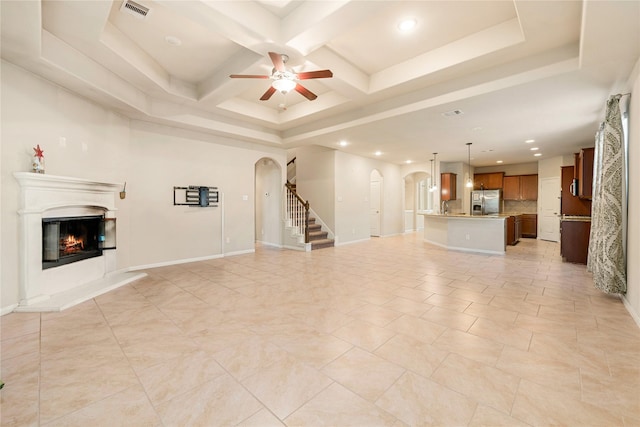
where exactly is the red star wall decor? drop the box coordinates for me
[33,144,44,159]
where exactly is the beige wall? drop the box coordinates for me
[335,151,404,244]
[475,162,539,176]
[1,63,285,310]
[295,145,336,232]
[624,58,640,325]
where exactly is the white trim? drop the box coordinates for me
[283,244,307,251]
[622,294,640,328]
[129,247,257,271]
[256,241,283,248]
[1,304,19,316]
[225,249,256,257]
[130,254,224,271]
[424,238,504,256]
[335,237,371,247]
[380,232,403,238]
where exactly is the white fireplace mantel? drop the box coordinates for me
[13,172,145,312]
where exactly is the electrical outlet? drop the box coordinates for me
[465,234,470,240]
[226,237,230,243]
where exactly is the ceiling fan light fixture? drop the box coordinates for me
[272,78,296,94]
[398,18,417,32]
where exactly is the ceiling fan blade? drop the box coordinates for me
[295,83,317,101]
[296,70,333,80]
[268,52,285,72]
[229,74,270,79]
[260,86,277,101]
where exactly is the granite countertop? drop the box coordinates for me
[562,215,591,222]
[423,213,506,220]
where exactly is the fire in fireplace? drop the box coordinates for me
[42,215,116,269]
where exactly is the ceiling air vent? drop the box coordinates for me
[120,0,150,19]
[441,109,464,117]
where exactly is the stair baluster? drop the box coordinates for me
[285,182,309,243]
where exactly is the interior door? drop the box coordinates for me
[539,177,561,242]
[370,179,381,236]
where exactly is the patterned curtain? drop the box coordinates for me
[588,94,627,294]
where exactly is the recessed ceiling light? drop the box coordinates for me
[405,160,412,164]
[165,35,182,46]
[442,109,464,117]
[525,139,535,143]
[496,160,503,164]
[397,18,417,32]
[338,140,348,147]
[375,151,382,156]
[530,147,539,151]
[534,153,542,157]
[472,127,483,132]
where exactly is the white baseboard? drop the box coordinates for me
[622,294,640,328]
[283,244,307,252]
[335,237,370,247]
[224,249,256,257]
[130,254,224,271]
[1,304,19,316]
[256,240,283,248]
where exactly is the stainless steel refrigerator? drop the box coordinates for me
[471,189,502,215]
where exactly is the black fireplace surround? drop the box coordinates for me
[42,215,116,269]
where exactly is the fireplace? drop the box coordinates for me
[42,215,116,269]
[13,172,144,311]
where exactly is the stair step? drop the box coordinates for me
[308,223,322,231]
[309,230,328,241]
[311,238,334,250]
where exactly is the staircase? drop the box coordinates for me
[308,217,334,250]
[284,182,334,251]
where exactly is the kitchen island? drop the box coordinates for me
[420,213,507,255]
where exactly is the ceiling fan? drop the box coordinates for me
[230,52,333,101]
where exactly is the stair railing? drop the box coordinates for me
[284,181,309,243]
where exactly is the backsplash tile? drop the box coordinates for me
[504,200,537,214]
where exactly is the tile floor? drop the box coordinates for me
[2,233,639,426]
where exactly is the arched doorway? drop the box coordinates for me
[403,171,433,232]
[370,169,383,236]
[255,158,282,247]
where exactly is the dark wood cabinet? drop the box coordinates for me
[578,147,594,199]
[506,215,523,245]
[440,173,456,201]
[503,176,520,200]
[520,175,538,200]
[521,214,537,238]
[473,172,504,190]
[503,175,538,200]
[561,166,591,216]
[560,219,591,264]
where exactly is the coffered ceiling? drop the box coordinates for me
[1,0,639,166]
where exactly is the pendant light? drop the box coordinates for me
[430,153,438,192]
[429,159,434,192]
[465,143,473,188]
